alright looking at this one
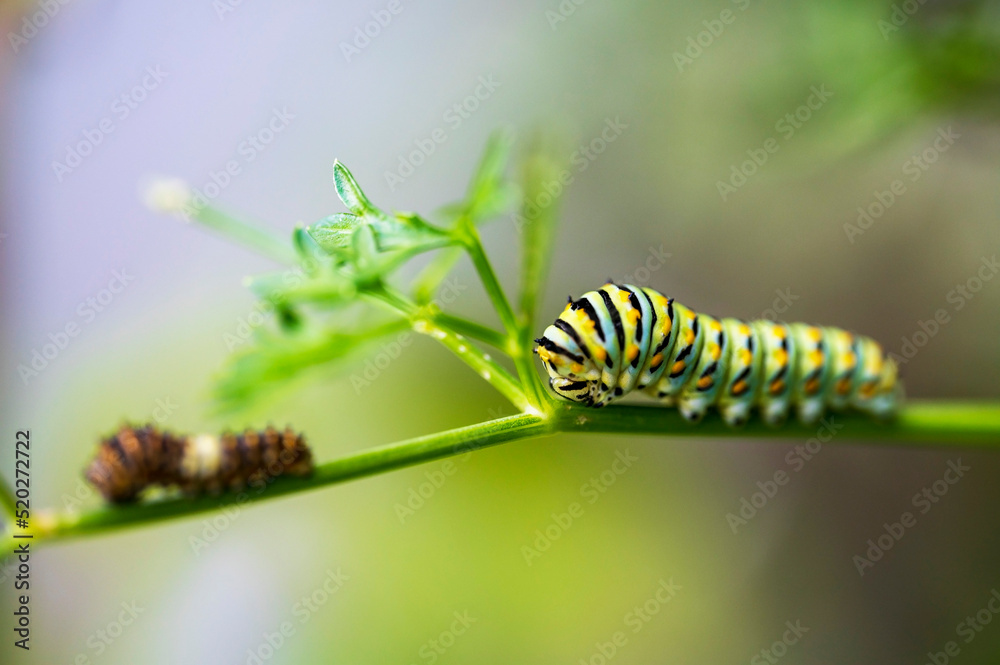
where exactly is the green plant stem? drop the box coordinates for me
[362,284,529,409]
[413,319,531,411]
[553,400,1000,445]
[29,414,552,547]
[432,313,508,349]
[459,228,548,410]
[189,205,299,265]
[12,400,999,557]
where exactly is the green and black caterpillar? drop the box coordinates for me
[535,283,901,426]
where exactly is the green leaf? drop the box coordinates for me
[214,320,410,411]
[332,160,377,216]
[306,213,359,255]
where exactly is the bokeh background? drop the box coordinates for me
[2,0,1000,663]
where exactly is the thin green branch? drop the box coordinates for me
[14,400,1000,557]
[186,204,298,265]
[414,319,530,411]
[31,414,552,546]
[362,284,528,409]
[554,400,1000,446]
[432,313,508,349]
[459,228,520,336]
[459,228,548,409]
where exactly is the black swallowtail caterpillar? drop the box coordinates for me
[85,424,314,503]
[535,283,901,426]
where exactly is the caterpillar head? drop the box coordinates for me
[534,314,605,406]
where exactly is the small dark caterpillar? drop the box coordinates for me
[535,283,902,426]
[85,424,314,503]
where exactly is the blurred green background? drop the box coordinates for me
[1,0,999,662]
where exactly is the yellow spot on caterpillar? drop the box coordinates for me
[684,328,695,345]
[617,290,630,303]
[660,320,672,336]
[732,379,748,396]
[697,375,713,390]
[808,350,824,366]
[627,309,641,324]
[805,378,820,395]
[537,348,553,362]
[773,326,786,339]
[650,353,663,367]
[710,320,722,332]
[592,346,607,362]
[738,324,751,336]
[708,343,721,361]
[808,327,823,342]
[841,352,856,369]
[769,379,786,395]
[671,360,686,374]
[860,381,877,398]
[626,345,639,362]
[571,363,584,374]
[773,349,788,366]
[836,377,851,395]
[579,317,596,333]
[738,348,752,365]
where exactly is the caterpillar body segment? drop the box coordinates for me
[85,424,314,503]
[535,283,902,426]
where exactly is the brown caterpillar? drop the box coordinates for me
[85,423,314,503]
